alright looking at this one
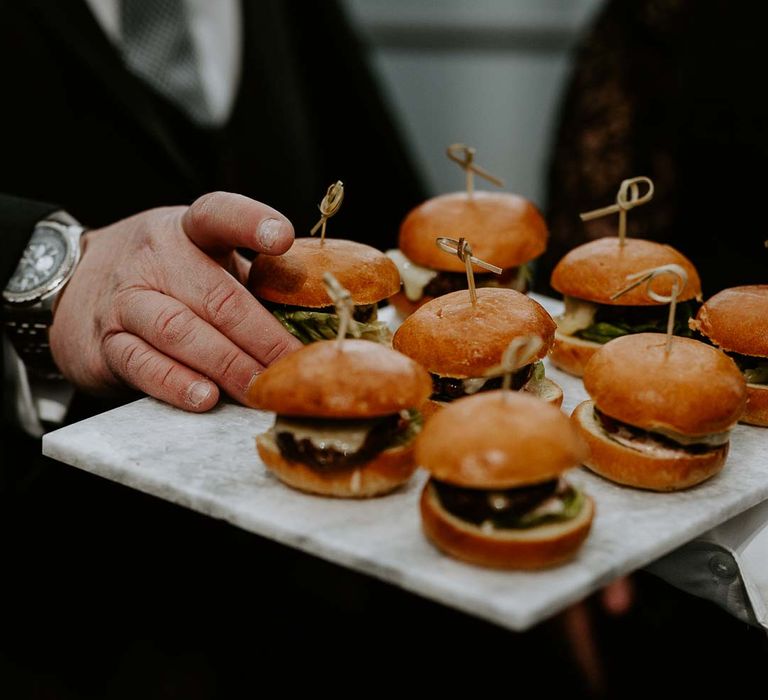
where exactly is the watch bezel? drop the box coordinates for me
[2,221,82,306]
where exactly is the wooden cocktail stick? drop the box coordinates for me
[611,263,688,353]
[323,272,359,347]
[580,176,654,247]
[310,180,344,243]
[435,236,502,306]
[498,335,544,393]
[446,144,504,197]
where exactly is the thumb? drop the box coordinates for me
[182,191,294,257]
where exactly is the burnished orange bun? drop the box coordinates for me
[249,237,400,307]
[583,333,746,437]
[392,288,555,377]
[416,391,587,489]
[551,238,701,305]
[690,285,768,358]
[399,191,547,272]
[248,339,432,418]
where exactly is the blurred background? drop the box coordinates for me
[344,0,602,202]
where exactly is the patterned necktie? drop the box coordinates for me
[120,0,212,125]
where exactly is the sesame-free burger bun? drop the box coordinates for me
[571,400,728,491]
[248,339,432,418]
[583,334,746,436]
[256,433,417,498]
[690,285,768,358]
[416,391,587,489]
[249,237,400,307]
[551,238,701,305]
[393,288,555,377]
[743,384,768,427]
[399,191,547,272]
[549,330,601,377]
[420,482,594,569]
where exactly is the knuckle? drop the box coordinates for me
[118,341,155,380]
[201,279,247,330]
[215,348,242,380]
[261,336,294,366]
[187,191,225,233]
[153,305,196,346]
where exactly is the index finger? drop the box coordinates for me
[163,243,303,368]
[182,191,295,257]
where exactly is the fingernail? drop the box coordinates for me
[187,381,212,407]
[257,218,282,250]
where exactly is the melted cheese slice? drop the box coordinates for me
[386,249,438,301]
[273,417,377,454]
[556,296,597,335]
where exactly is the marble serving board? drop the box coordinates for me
[42,296,768,631]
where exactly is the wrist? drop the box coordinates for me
[3,211,86,379]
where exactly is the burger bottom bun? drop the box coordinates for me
[256,434,417,498]
[389,290,433,317]
[527,375,564,408]
[424,375,563,417]
[572,401,728,491]
[743,383,768,427]
[549,331,601,377]
[420,481,594,569]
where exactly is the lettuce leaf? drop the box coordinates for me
[272,309,392,345]
[575,302,697,344]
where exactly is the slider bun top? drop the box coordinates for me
[249,238,400,307]
[416,391,587,489]
[399,191,547,272]
[583,333,746,436]
[690,285,768,358]
[551,238,701,305]
[248,339,432,418]
[392,288,555,377]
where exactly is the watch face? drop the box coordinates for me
[6,227,68,294]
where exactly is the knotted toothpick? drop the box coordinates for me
[323,272,360,347]
[435,236,502,306]
[611,263,688,353]
[446,144,505,197]
[497,335,545,393]
[580,176,654,247]
[310,180,344,242]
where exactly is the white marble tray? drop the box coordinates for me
[42,296,768,631]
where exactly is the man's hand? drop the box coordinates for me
[49,192,302,412]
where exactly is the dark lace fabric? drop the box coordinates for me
[538,0,768,297]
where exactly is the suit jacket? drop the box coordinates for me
[0,0,424,428]
[0,2,430,677]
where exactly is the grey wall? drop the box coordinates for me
[344,0,604,207]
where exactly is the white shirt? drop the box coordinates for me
[85,0,242,125]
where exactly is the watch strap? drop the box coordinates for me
[2,211,84,380]
[3,304,61,380]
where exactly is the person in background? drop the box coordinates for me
[541,0,768,297]
[542,0,768,691]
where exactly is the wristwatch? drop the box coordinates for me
[2,211,86,379]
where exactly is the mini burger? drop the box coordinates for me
[248,237,400,344]
[392,287,562,415]
[550,238,702,376]
[689,285,768,427]
[249,339,432,498]
[417,391,594,569]
[387,191,548,315]
[572,333,747,491]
